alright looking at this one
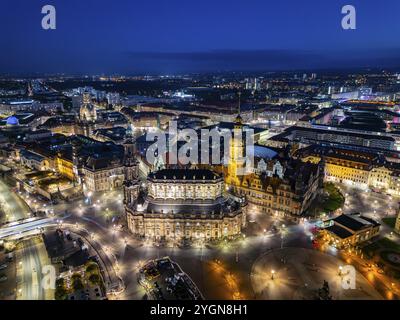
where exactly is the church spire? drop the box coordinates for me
[238,91,241,115]
[123,124,136,157]
[234,91,243,126]
[126,123,134,138]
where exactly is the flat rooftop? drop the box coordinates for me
[138,257,203,300]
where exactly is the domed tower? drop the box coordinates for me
[79,92,97,123]
[123,124,140,207]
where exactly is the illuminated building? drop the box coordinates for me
[297,145,400,195]
[225,115,323,218]
[300,148,373,187]
[56,153,75,181]
[27,134,127,192]
[106,92,120,106]
[79,92,97,123]
[77,92,98,137]
[271,126,395,151]
[81,159,124,192]
[74,136,126,193]
[320,213,380,249]
[20,150,50,171]
[125,168,246,241]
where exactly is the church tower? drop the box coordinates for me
[123,124,140,207]
[71,140,82,184]
[227,92,246,187]
[78,92,97,138]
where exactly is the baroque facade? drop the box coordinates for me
[125,166,247,242]
[297,145,400,195]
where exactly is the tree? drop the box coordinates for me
[55,278,68,300]
[317,280,332,300]
[71,274,84,291]
[55,286,68,300]
[88,273,101,285]
[86,263,99,274]
[55,278,65,288]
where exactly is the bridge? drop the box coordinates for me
[0,216,61,241]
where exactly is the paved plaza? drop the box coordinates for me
[251,247,383,300]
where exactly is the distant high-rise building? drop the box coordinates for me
[311,73,317,80]
[358,87,373,99]
[94,90,107,101]
[245,78,251,90]
[245,78,261,91]
[107,92,120,106]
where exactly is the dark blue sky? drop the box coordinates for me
[1,0,399,74]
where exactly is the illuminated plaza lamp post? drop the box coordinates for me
[280,224,287,249]
[271,269,275,280]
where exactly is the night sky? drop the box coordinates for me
[1,0,399,74]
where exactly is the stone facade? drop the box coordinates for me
[125,168,246,242]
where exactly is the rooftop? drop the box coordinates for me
[332,213,380,232]
[138,257,203,300]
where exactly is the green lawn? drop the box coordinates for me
[322,183,345,213]
[377,237,400,252]
[382,217,397,229]
[363,237,400,256]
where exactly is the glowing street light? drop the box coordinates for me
[271,269,275,280]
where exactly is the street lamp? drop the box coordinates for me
[338,265,343,276]
[280,225,287,249]
[271,269,275,280]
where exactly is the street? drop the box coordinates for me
[0,180,31,224]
